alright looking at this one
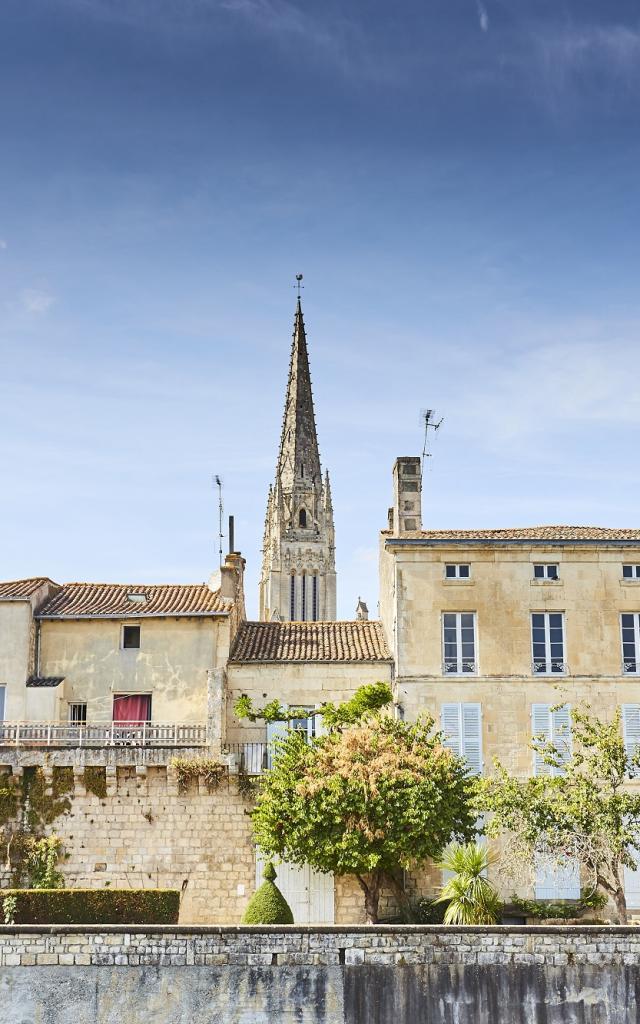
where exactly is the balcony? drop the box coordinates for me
[0,721,208,748]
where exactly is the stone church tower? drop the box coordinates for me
[259,298,337,622]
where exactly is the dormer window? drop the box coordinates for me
[299,509,307,528]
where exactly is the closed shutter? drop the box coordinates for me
[314,704,327,738]
[552,704,572,769]
[441,704,462,757]
[0,686,4,722]
[462,704,483,775]
[535,858,580,899]
[532,704,552,776]
[266,710,290,769]
[622,705,640,769]
[624,846,640,909]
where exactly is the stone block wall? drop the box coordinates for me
[1,925,639,1023]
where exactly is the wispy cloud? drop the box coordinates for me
[476,1,489,34]
[0,239,7,250]
[19,288,56,314]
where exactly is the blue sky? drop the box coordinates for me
[2,0,640,618]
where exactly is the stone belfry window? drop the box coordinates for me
[299,509,307,528]
[290,574,296,620]
[301,574,307,621]
[312,575,318,621]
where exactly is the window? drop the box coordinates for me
[442,612,476,674]
[441,703,483,775]
[622,705,640,771]
[621,614,640,673]
[533,564,559,580]
[531,612,566,674]
[0,686,5,722]
[623,565,640,579]
[121,624,141,649]
[68,703,87,725]
[301,574,307,622]
[113,694,151,722]
[445,564,470,579]
[290,574,296,620]
[534,859,580,900]
[531,704,571,776]
[312,575,318,622]
[299,509,307,528]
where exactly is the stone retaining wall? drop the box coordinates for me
[1,925,639,1023]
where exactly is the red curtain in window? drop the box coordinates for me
[113,695,151,722]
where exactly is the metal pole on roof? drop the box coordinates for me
[214,475,224,568]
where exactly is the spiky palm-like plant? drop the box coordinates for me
[436,842,501,924]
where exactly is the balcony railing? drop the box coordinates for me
[224,742,269,775]
[0,721,208,748]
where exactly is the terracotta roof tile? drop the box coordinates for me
[384,526,640,542]
[37,582,231,619]
[229,620,392,663]
[0,578,56,600]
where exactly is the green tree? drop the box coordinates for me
[480,704,640,923]
[250,713,477,923]
[234,681,393,730]
[436,842,501,924]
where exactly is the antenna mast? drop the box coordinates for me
[214,475,224,568]
[421,409,444,473]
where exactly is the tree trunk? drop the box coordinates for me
[612,885,628,925]
[384,870,416,923]
[356,870,383,924]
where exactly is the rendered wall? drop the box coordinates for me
[1,925,638,1024]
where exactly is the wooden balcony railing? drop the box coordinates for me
[0,721,208,748]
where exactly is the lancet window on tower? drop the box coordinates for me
[299,508,307,528]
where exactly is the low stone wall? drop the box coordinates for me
[1,925,639,1023]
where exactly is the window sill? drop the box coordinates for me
[620,579,640,586]
[442,579,475,587]
[530,579,563,586]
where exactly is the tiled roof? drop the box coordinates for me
[37,582,231,619]
[385,526,640,542]
[26,676,65,688]
[0,578,56,600]
[229,620,392,663]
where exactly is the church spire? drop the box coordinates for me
[259,291,337,623]
[276,298,322,494]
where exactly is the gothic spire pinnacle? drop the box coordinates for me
[276,297,322,493]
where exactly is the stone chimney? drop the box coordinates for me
[392,457,422,534]
[220,552,245,602]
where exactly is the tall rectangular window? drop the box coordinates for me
[621,614,640,674]
[531,704,572,776]
[301,574,307,622]
[312,576,318,621]
[442,612,476,674]
[0,686,5,721]
[68,703,87,725]
[441,703,483,774]
[121,624,141,649]
[531,612,565,674]
[290,575,296,620]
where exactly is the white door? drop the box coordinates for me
[256,851,334,924]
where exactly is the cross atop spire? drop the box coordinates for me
[276,297,322,494]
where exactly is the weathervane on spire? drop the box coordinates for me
[294,273,304,297]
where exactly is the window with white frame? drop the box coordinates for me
[531,612,566,674]
[442,612,477,674]
[68,702,87,725]
[0,685,5,721]
[623,565,640,580]
[622,705,640,774]
[531,704,572,776]
[533,564,559,580]
[534,858,580,900]
[621,614,640,674]
[445,564,470,579]
[441,703,483,775]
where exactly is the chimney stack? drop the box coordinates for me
[392,457,422,534]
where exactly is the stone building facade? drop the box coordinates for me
[259,299,336,622]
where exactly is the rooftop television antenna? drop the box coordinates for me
[420,409,443,473]
[214,475,224,568]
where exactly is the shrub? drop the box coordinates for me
[241,863,294,924]
[83,766,107,800]
[436,842,502,924]
[24,835,64,889]
[0,888,180,924]
[171,757,227,793]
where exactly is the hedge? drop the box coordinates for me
[1,888,180,925]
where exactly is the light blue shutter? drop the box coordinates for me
[0,686,5,722]
[623,705,640,767]
[624,846,640,909]
[532,704,552,776]
[552,704,572,772]
[266,710,290,769]
[462,704,482,775]
[314,704,327,738]
[441,704,461,757]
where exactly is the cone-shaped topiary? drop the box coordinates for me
[241,862,294,924]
